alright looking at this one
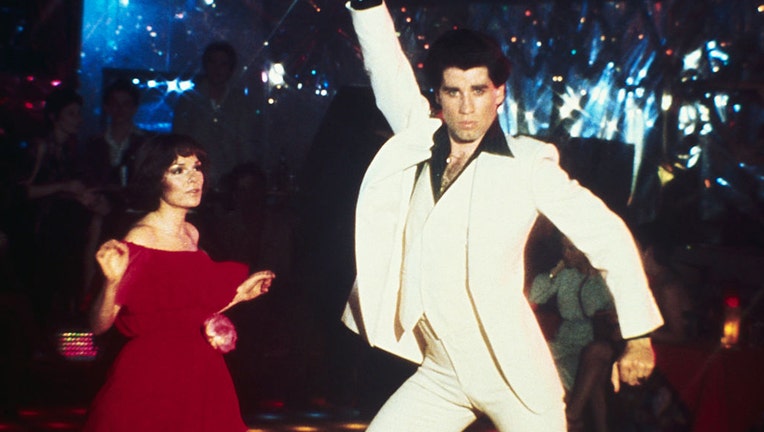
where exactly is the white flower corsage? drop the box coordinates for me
[202,313,237,353]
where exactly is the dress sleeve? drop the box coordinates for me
[529,273,557,305]
[114,244,148,307]
[580,274,614,318]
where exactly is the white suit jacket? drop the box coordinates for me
[342,2,664,413]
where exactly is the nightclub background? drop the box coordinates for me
[0,0,763,431]
[1,0,762,243]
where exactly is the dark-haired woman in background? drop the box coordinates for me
[83,134,275,431]
[23,86,110,350]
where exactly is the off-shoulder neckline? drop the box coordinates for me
[124,241,201,253]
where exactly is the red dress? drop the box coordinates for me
[83,242,249,432]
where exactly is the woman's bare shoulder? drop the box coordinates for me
[122,223,159,247]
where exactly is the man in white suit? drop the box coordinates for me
[341,1,664,431]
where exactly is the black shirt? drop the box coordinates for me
[427,119,514,201]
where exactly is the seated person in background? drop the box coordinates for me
[23,86,109,343]
[528,234,621,432]
[25,86,108,217]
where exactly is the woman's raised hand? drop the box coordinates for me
[221,270,276,312]
[95,239,130,284]
[237,270,276,300]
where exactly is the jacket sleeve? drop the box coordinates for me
[527,141,664,338]
[348,1,433,134]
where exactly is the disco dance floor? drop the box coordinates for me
[0,408,499,432]
[0,346,499,432]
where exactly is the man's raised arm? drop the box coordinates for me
[347,0,432,133]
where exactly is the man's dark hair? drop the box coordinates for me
[102,78,141,107]
[202,41,238,70]
[424,29,511,89]
[128,133,209,211]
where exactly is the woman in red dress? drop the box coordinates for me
[84,134,275,431]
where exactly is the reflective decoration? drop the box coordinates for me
[0,0,757,247]
[388,1,762,245]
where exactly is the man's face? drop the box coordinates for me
[436,66,505,146]
[104,90,137,125]
[204,51,234,86]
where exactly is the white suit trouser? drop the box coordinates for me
[367,318,566,432]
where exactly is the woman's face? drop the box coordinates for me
[54,102,82,137]
[160,154,204,210]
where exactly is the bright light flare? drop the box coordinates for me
[267,63,286,86]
